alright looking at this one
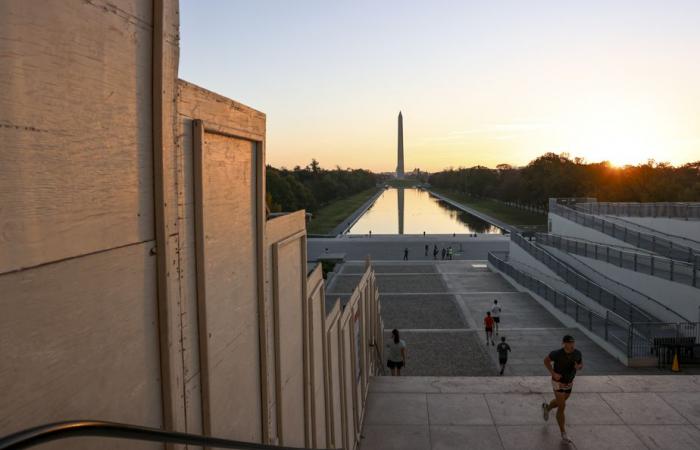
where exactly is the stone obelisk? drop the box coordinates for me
[396,111,404,178]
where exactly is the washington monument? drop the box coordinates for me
[396,111,404,178]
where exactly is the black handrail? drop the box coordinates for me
[0,420,341,450]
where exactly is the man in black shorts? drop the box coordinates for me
[541,335,583,444]
[496,336,511,375]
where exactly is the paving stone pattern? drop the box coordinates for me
[384,330,495,376]
[360,376,700,450]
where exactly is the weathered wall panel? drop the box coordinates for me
[0,242,162,448]
[308,266,327,447]
[273,237,306,447]
[196,131,261,441]
[0,0,156,273]
[325,302,343,448]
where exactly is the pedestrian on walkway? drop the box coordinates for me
[484,312,495,346]
[541,335,583,444]
[403,248,409,261]
[447,246,453,260]
[496,337,511,375]
[491,300,502,335]
[386,329,407,376]
[441,248,446,260]
[425,244,429,257]
[433,245,439,260]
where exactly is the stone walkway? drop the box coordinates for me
[360,375,700,450]
[309,235,509,262]
[328,260,631,376]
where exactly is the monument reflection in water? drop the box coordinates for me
[347,188,505,235]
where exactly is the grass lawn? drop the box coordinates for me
[307,187,380,235]
[431,188,547,228]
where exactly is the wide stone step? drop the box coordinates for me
[360,375,700,450]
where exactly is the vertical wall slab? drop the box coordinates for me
[192,124,263,441]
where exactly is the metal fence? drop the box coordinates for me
[576,202,700,220]
[488,251,631,352]
[551,203,700,265]
[628,322,700,365]
[512,233,657,323]
[490,251,700,365]
[536,233,698,288]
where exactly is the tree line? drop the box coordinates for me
[266,159,379,213]
[428,153,700,210]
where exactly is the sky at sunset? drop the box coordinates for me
[180,0,700,172]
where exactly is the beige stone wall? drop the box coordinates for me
[0,1,180,447]
[1,2,381,448]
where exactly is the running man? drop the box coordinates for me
[491,299,502,335]
[484,312,495,346]
[541,335,583,444]
[496,336,511,375]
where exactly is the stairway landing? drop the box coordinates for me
[360,375,700,450]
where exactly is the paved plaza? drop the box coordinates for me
[309,235,509,262]
[360,375,700,450]
[323,249,700,449]
[326,259,631,376]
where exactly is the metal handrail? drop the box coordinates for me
[575,201,700,220]
[0,420,341,450]
[603,215,700,247]
[488,251,631,351]
[537,232,698,289]
[551,203,700,265]
[512,233,657,323]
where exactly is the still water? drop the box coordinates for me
[347,188,505,235]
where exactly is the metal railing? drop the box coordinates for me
[0,420,340,450]
[488,251,631,351]
[537,235,689,324]
[512,233,657,323]
[490,251,700,364]
[576,202,700,220]
[536,233,699,288]
[551,203,700,265]
[628,322,700,363]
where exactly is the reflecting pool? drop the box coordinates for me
[346,188,505,235]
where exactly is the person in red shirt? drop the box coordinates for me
[484,312,495,346]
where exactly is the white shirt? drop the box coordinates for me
[386,339,406,362]
[491,305,501,317]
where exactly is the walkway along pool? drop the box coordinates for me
[346,187,506,235]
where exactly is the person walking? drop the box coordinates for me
[484,312,495,345]
[541,335,583,444]
[447,246,453,260]
[491,299,502,335]
[403,248,409,261]
[433,245,439,260]
[425,244,429,257]
[386,329,407,376]
[441,248,446,260]
[496,336,511,375]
